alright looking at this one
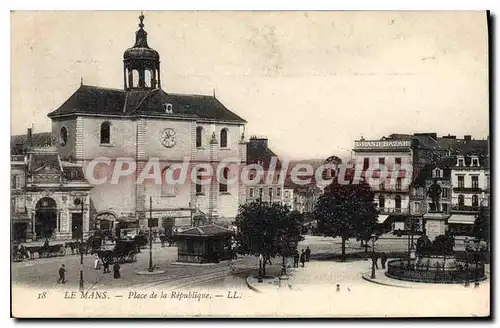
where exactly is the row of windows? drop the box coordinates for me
[457,194,480,207]
[377,195,403,209]
[378,178,403,190]
[248,187,285,199]
[61,123,230,148]
[60,123,110,146]
[196,126,229,148]
[457,175,480,189]
[457,156,480,167]
[363,157,402,170]
[379,195,481,212]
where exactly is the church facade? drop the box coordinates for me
[46,14,247,235]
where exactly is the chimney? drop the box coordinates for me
[27,128,33,148]
[442,134,456,139]
[249,136,268,149]
[464,135,472,141]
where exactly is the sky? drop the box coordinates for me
[10,11,489,159]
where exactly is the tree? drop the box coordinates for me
[313,177,378,261]
[277,210,305,273]
[233,200,303,276]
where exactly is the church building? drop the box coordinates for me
[46,14,247,236]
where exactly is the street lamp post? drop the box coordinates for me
[407,217,412,267]
[148,196,154,272]
[370,234,377,279]
[258,188,263,283]
[79,199,84,291]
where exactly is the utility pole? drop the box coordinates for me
[79,199,84,291]
[148,196,154,272]
[258,188,263,283]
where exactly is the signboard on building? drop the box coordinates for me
[354,140,412,149]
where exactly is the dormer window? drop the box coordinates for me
[457,156,465,167]
[164,103,173,114]
[433,168,442,178]
[471,156,480,167]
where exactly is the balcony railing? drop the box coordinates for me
[379,207,409,215]
[372,186,409,193]
[453,187,483,193]
[451,205,480,213]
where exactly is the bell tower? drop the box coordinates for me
[123,13,161,90]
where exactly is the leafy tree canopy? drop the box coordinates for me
[314,177,379,242]
[233,201,304,259]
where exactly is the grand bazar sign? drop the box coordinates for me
[354,140,412,149]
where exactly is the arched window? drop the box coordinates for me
[196,168,206,195]
[100,122,111,144]
[161,166,176,197]
[220,128,228,148]
[395,195,401,211]
[144,70,152,88]
[379,195,385,210]
[458,194,465,209]
[196,126,203,148]
[472,195,479,208]
[60,126,68,146]
[132,70,139,88]
[219,167,229,192]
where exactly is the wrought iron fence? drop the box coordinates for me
[386,258,485,283]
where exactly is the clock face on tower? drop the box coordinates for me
[160,128,176,148]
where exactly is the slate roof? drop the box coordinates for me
[246,138,281,170]
[28,153,61,173]
[176,225,234,237]
[47,85,246,123]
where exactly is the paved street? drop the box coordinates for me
[12,244,261,291]
[11,235,479,291]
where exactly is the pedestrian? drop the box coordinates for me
[336,284,340,292]
[293,251,299,268]
[57,264,66,284]
[300,250,306,268]
[263,255,271,265]
[113,261,121,279]
[372,255,378,270]
[305,246,311,262]
[381,253,388,269]
[103,258,110,273]
[94,255,101,270]
[372,253,379,269]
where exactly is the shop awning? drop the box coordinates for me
[117,216,138,223]
[448,214,476,225]
[377,215,390,224]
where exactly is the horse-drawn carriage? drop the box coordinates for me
[13,243,66,260]
[92,239,140,264]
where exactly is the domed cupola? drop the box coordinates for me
[123,13,161,90]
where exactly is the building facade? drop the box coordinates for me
[245,137,285,205]
[448,153,490,232]
[42,14,247,235]
[352,137,415,229]
[11,132,93,241]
